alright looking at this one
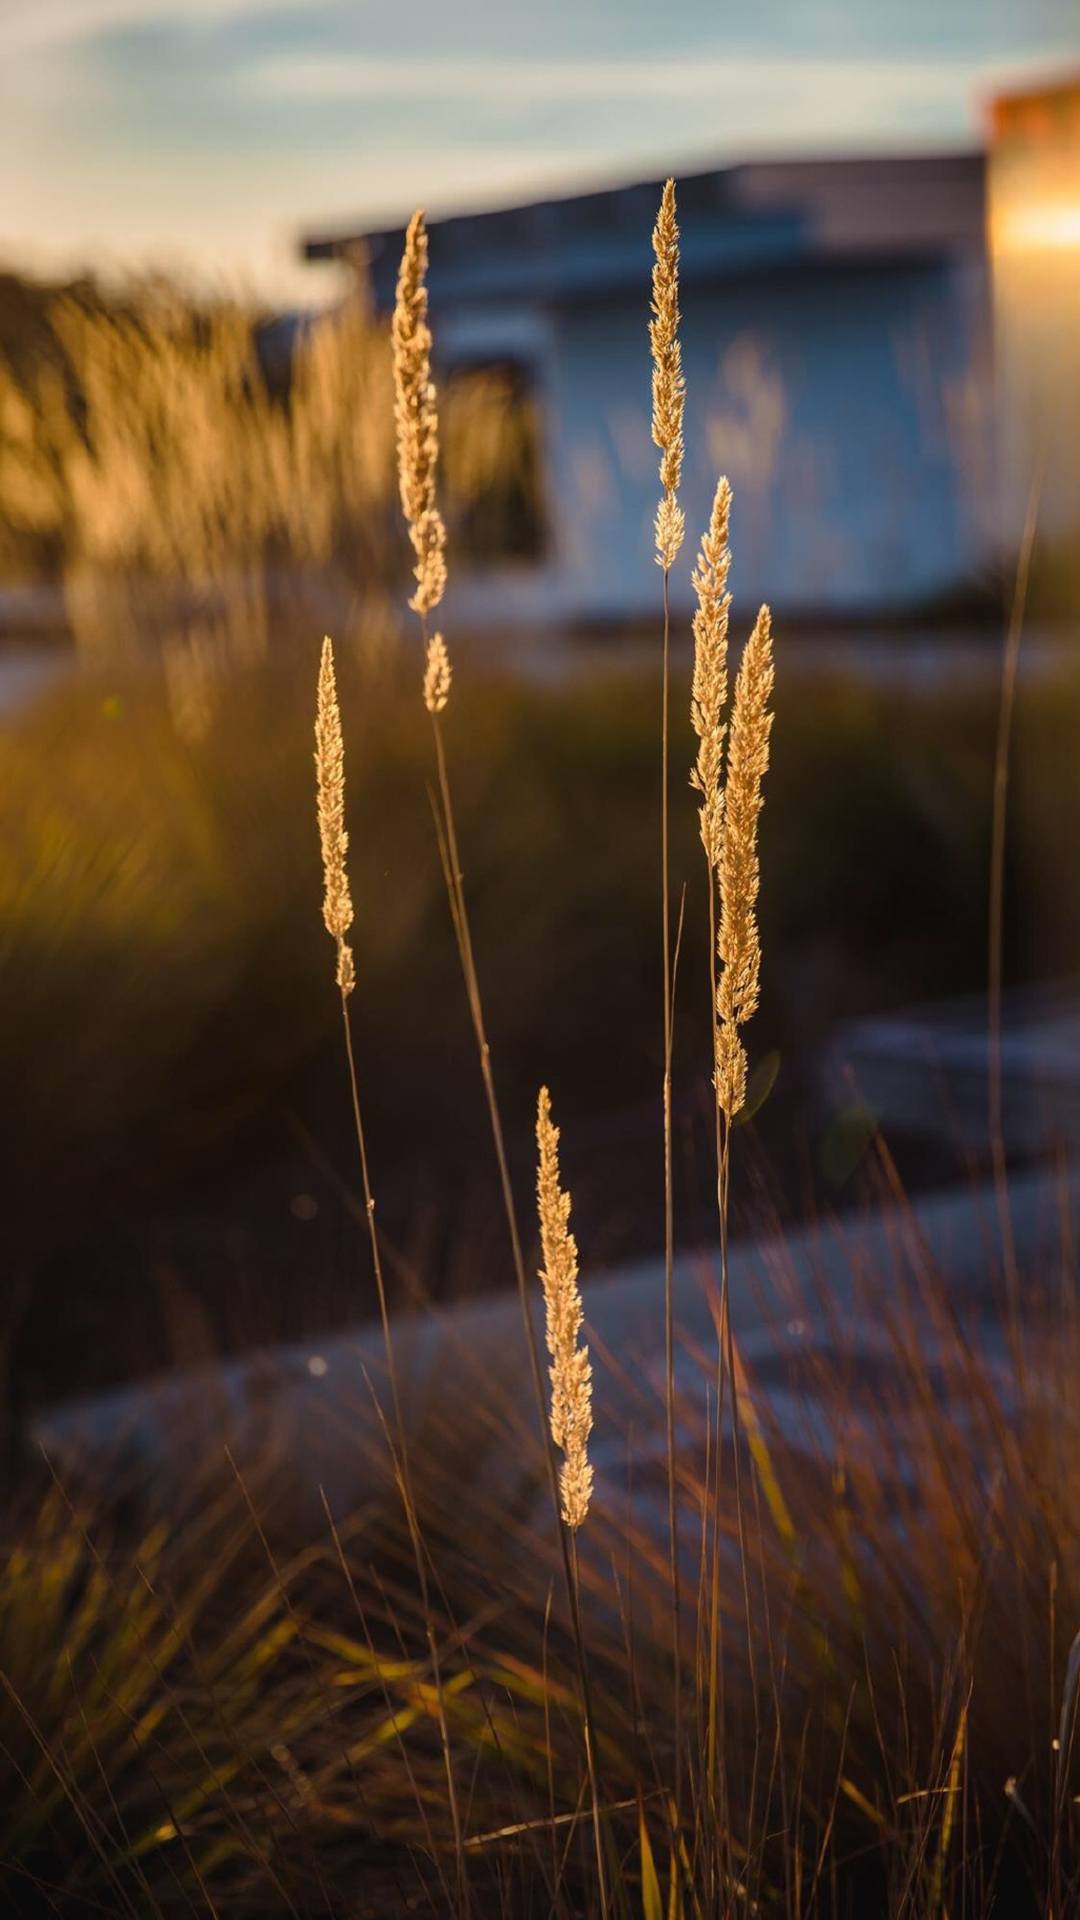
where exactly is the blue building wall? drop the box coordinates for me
[506,257,992,624]
[307,155,995,628]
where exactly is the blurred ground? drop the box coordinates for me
[3,623,1078,1439]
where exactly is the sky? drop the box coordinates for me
[4,0,1078,306]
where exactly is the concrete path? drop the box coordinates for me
[36,1165,1076,1522]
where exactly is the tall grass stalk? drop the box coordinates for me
[650,173,687,1807]
[715,604,775,1871]
[393,211,610,1910]
[314,634,467,1910]
[988,468,1040,1366]
[536,1086,607,1913]
[689,474,776,1874]
[688,475,733,1834]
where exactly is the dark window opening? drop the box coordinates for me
[441,357,547,566]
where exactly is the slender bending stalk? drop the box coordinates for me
[988,471,1040,1359]
[536,1087,607,1911]
[689,486,774,1857]
[715,605,774,1835]
[394,213,609,1911]
[650,174,687,1796]
[393,211,564,1472]
[429,690,609,1911]
[315,637,467,1909]
[688,478,732,1814]
[689,477,733,1188]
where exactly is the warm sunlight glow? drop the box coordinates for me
[990,75,1080,560]
[993,196,1080,252]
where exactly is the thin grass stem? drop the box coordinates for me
[988,468,1040,1374]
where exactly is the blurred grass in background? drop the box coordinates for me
[8,636,1077,1410]
[0,267,535,677]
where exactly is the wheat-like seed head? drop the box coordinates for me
[716,605,773,1119]
[315,635,356,998]
[650,179,685,571]
[536,1086,593,1532]
[690,477,733,870]
[392,211,447,615]
[422,631,452,714]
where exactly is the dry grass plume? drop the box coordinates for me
[650,179,686,572]
[536,1086,593,1532]
[690,476,733,871]
[423,631,452,714]
[392,211,448,617]
[716,604,774,1119]
[314,634,355,998]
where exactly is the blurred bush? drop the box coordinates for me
[0,269,532,667]
[0,644,1011,1288]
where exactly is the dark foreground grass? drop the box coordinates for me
[4,1191,1078,1918]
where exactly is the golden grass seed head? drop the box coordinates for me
[423,631,452,714]
[392,212,435,529]
[536,1086,593,1531]
[336,943,356,997]
[716,604,773,1118]
[392,211,447,615]
[650,178,685,567]
[315,634,355,997]
[655,492,686,573]
[690,476,733,868]
[410,509,448,617]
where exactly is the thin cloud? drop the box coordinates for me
[249,49,980,109]
[6,0,1075,304]
[7,0,300,52]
